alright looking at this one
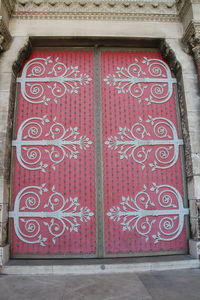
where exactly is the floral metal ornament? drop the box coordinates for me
[17,57,92,105]
[12,115,93,172]
[107,183,188,244]
[9,184,94,246]
[104,57,176,104]
[105,116,183,171]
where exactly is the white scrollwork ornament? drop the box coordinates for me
[9,184,94,246]
[105,116,183,170]
[17,57,92,105]
[104,57,177,104]
[12,115,93,172]
[107,183,189,244]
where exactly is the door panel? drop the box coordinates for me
[102,51,188,255]
[10,50,96,256]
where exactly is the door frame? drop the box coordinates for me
[7,37,192,259]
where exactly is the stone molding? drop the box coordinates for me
[0,221,8,246]
[2,0,16,18]
[0,17,11,52]
[160,39,193,180]
[0,0,15,52]
[182,19,200,243]
[176,0,191,20]
[12,38,32,75]
[0,245,9,265]
[176,0,200,17]
[183,21,200,61]
[189,239,200,258]
[190,199,200,241]
[13,0,178,22]
[197,200,200,239]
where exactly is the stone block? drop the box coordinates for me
[0,178,10,207]
[188,175,200,199]
[166,38,195,74]
[0,221,8,246]
[192,153,200,176]
[187,111,200,133]
[189,239,200,258]
[0,72,13,92]
[189,131,200,154]
[0,90,11,111]
[0,204,8,223]
[0,36,29,73]
[183,74,200,111]
[189,199,199,218]
[0,179,4,205]
[0,244,9,266]
[190,216,200,240]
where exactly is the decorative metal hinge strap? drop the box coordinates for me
[105,116,183,170]
[107,183,189,244]
[9,184,94,246]
[12,115,93,172]
[17,57,92,105]
[104,57,177,104]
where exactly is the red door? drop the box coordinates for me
[10,48,188,257]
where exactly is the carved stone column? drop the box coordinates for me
[0,0,15,52]
[0,36,31,265]
[192,39,200,82]
[189,199,200,258]
[0,17,11,52]
[160,38,200,257]
[183,22,200,81]
[182,20,200,257]
[179,0,200,81]
[0,0,15,265]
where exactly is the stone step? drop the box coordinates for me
[1,255,199,275]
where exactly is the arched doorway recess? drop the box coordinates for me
[9,42,189,258]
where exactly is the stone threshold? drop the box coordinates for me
[1,255,199,275]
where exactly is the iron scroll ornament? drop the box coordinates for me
[12,115,93,172]
[107,183,189,244]
[17,57,92,105]
[104,57,177,104]
[9,184,94,246]
[105,116,183,171]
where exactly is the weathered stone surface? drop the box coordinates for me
[14,0,178,22]
[0,0,15,52]
[189,198,200,240]
[0,269,200,300]
[0,221,8,245]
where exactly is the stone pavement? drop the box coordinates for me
[0,268,200,300]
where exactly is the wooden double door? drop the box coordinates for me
[9,47,188,258]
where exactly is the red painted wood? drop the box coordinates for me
[102,51,188,254]
[11,50,96,255]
